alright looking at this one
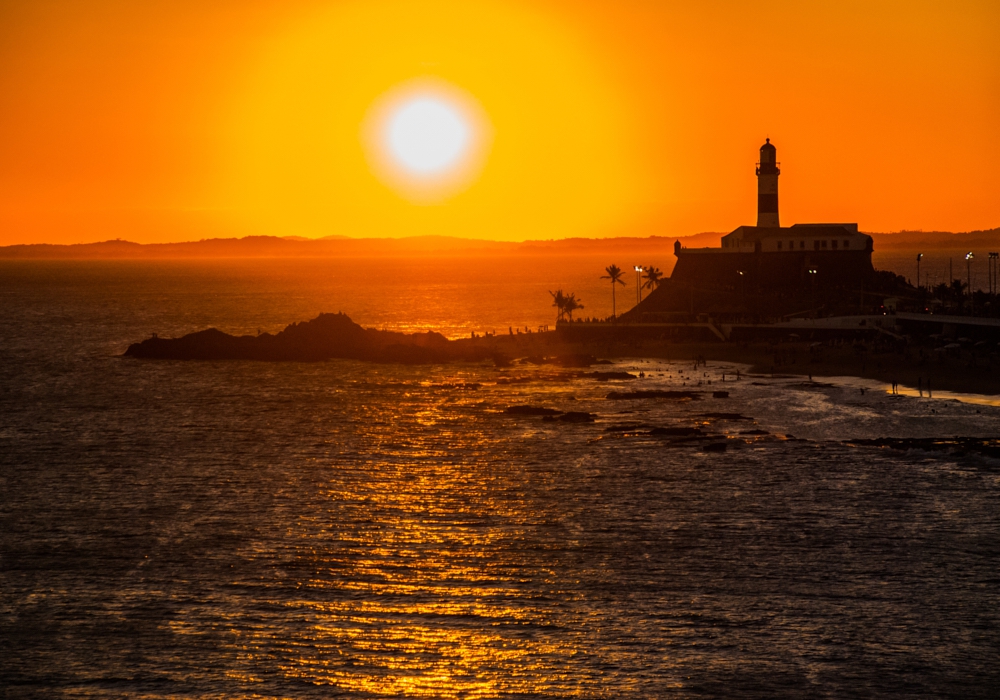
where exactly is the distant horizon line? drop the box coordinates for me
[3,226,1000,251]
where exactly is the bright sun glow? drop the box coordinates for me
[362,78,492,204]
[388,98,469,174]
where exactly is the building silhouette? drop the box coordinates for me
[669,139,874,291]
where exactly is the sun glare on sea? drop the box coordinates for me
[363,78,492,204]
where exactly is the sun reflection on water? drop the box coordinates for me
[211,373,595,697]
[35,358,998,697]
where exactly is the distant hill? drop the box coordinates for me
[1,228,996,259]
[0,233,716,260]
[869,228,1000,251]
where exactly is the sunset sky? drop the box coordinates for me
[0,0,997,245]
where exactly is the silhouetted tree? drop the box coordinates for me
[550,290,567,322]
[600,264,627,318]
[931,280,966,306]
[642,266,663,291]
[564,293,583,321]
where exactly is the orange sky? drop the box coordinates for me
[1,0,998,245]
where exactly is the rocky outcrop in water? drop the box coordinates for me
[123,312,498,364]
[849,437,1000,459]
[606,390,701,400]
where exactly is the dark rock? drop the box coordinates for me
[649,426,704,436]
[505,406,562,416]
[848,437,1000,459]
[584,371,637,381]
[550,411,596,423]
[606,390,701,400]
[124,312,496,364]
[493,355,513,367]
[554,354,597,367]
[703,442,729,453]
[712,390,730,398]
[739,429,770,435]
[603,424,656,432]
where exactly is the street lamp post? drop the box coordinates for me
[990,253,995,296]
[989,252,999,297]
[966,252,974,314]
[916,253,923,290]
[634,266,643,305]
[737,270,745,314]
[807,268,817,314]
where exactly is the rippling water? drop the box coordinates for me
[2,260,1000,698]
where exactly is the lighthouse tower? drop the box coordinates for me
[756,138,780,228]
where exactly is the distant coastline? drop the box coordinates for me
[3,228,999,260]
[124,311,1000,397]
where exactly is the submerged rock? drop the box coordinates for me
[554,354,598,367]
[649,426,704,436]
[848,437,1000,459]
[603,424,656,433]
[543,411,596,423]
[505,406,562,416]
[606,390,701,400]
[584,371,637,381]
[698,412,753,420]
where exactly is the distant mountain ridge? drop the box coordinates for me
[1,228,997,259]
[869,229,1000,250]
[0,234,699,259]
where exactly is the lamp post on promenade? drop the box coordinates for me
[989,252,998,297]
[737,270,745,315]
[966,252,974,314]
[634,266,643,305]
[916,253,923,290]
[807,268,817,314]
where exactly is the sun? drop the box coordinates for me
[362,78,492,204]
[388,98,470,174]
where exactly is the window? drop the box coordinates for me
[844,240,850,249]
[832,240,838,250]
[814,240,820,250]
[777,241,782,250]
[821,240,828,249]
[800,241,805,249]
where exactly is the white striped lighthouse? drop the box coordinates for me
[756,138,780,228]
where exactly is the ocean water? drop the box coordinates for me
[2,259,1000,698]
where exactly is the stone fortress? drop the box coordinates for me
[668,139,875,291]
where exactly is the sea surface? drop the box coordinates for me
[2,258,1000,698]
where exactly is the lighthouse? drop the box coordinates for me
[756,138,780,228]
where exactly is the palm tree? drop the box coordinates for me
[564,293,583,321]
[642,265,663,292]
[600,264,627,318]
[549,289,567,322]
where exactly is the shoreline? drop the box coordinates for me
[123,311,1000,399]
[471,332,1000,399]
